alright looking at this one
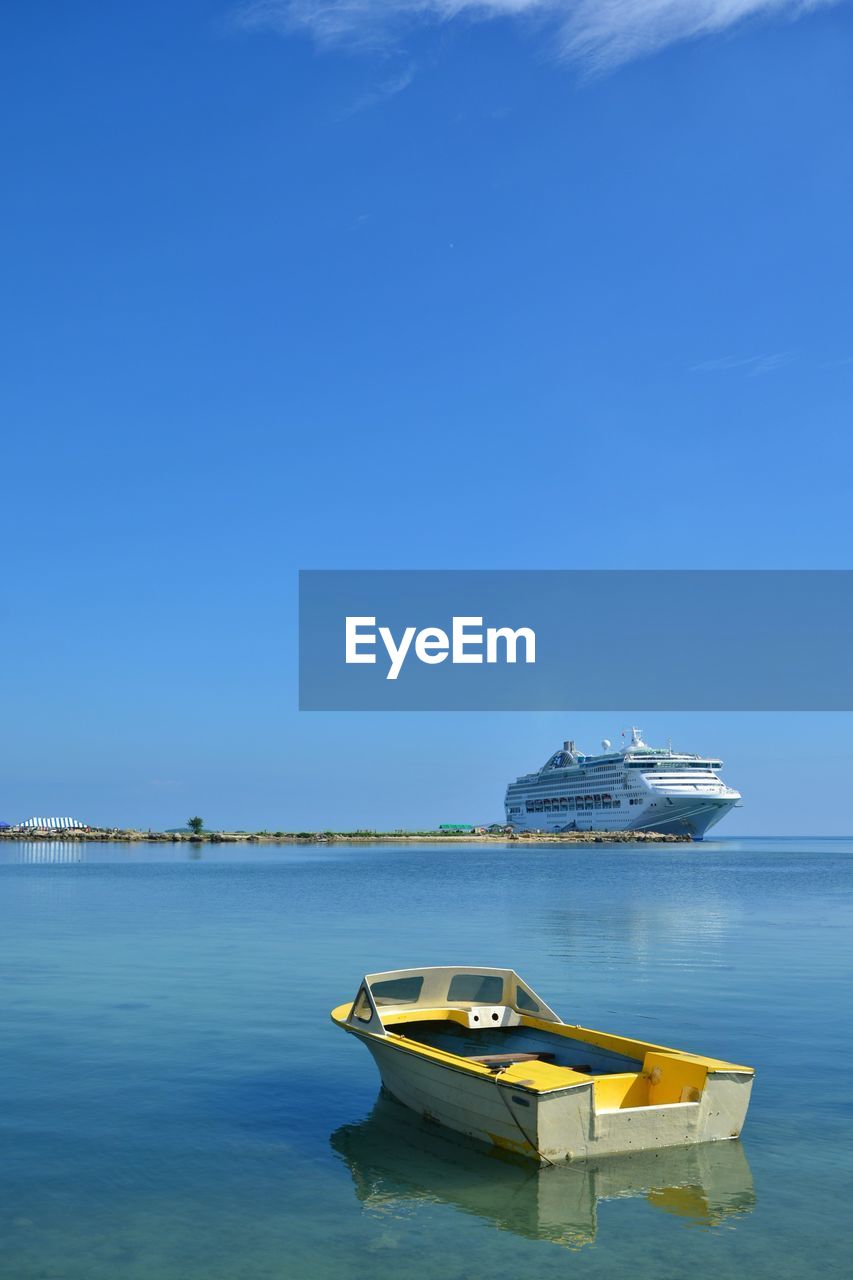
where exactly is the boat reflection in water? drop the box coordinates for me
[331,1092,755,1250]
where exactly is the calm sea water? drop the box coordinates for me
[1,837,850,1279]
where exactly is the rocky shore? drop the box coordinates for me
[0,828,690,844]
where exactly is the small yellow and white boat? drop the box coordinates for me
[332,967,754,1164]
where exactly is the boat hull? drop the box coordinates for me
[358,1034,753,1165]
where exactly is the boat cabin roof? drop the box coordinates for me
[343,966,562,1036]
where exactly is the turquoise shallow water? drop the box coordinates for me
[1,836,851,1279]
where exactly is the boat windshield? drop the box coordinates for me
[351,966,561,1028]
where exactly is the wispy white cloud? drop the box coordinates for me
[692,351,794,374]
[339,63,416,116]
[236,1,840,69]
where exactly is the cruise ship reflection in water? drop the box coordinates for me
[331,1092,755,1250]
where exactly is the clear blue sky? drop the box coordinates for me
[2,1,852,833]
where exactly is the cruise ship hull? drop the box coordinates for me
[626,796,736,839]
[509,796,735,840]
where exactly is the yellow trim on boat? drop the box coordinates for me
[382,1007,473,1029]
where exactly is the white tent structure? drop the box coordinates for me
[18,817,86,831]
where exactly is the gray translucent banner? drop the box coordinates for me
[298,570,853,710]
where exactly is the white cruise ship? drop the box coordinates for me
[505,729,740,839]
